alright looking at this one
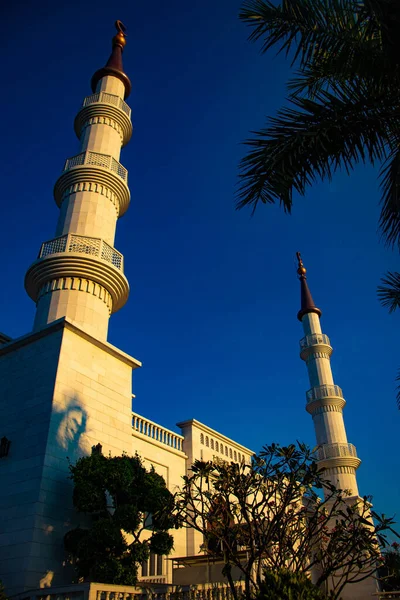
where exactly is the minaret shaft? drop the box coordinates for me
[25,25,132,341]
[296,254,360,496]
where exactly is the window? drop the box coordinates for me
[225,445,228,456]
[206,436,209,447]
[234,451,237,462]
[229,448,233,459]
[211,439,214,450]
[150,552,156,576]
[142,559,148,577]
[200,433,204,444]
[215,441,219,452]
[157,554,163,576]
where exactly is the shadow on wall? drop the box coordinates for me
[53,396,93,459]
[38,395,94,589]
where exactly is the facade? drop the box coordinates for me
[0,23,375,600]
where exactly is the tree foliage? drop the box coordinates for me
[237,0,400,405]
[175,443,398,600]
[257,568,330,600]
[64,452,176,584]
[378,542,400,592]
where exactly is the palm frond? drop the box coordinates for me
[379,150,400,250]
[396,368,400,409]
[377,271,400,313]
[237,84,396,212]
[239,0,377,69]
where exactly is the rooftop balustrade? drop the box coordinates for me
[82,91,131,117]
[316,442,357,461]
[306,384,344,403]
[132,412,185,453]
[63,151,127,182]
[39,234,123,271]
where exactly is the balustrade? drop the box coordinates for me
[306,384,344,403]
[299,333,331,351]
[316,442,357,461]
[83,91,131,117]
[132,412,184,452]
[63,151,127,182]
[39,234,123,271]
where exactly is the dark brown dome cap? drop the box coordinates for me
[91,21,132,99]
[296,252,322,321]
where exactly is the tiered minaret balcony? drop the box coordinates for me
[316,442,361,472]
[54,149,130,216]
[299,332,333,360]
[305,383,346,414]
[39,234,124,270]
[74,91,133,147]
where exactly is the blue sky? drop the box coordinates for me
[1,1,399,522]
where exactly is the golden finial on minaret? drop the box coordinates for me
[296,251,307,277]
[91,20,132,98]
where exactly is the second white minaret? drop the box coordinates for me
[296,253,360,496]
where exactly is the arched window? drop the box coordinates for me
[229,448,233,459]
[215,441,219,452]
[200,433,204,445]
[206,436,209,447]
[211,439,214,450]
[234,451,237,462]
[225,445,228,456]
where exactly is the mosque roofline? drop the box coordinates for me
[177,418,255,455]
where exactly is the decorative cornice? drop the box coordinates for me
[318,456,361,470]
[75,103,132,147]
[305,351,332,363]
[54,166,130,216]
[60,182,119,216]
[307,400,345,415]
[25,253,129,313]
[37,277,113,313]
[323,465,357,475]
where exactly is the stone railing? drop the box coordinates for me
[11,582,246,600]
[132,412,184,453]
[83,91,131,117]
[317,442,357,461]
[306,384,343,403]
[299,333,331,351]
[63,151,128,182]
[39,234,124,271]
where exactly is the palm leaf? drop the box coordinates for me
[377,271,400,313]
[396,368,400,409]
[237,84,397,212]
[379,151,400,250]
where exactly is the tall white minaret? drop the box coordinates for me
[25,21,132,341]
[296,253,360,496]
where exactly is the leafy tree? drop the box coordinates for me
[64,451,176,584]
[237,0,400,404]
[257,569,330,600]
[378,542,400,591]
[175,443,397,600]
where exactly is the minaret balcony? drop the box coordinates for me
[38,234,124,271]
[299,332,332,360]
[74,92,132,146]
[306,384,343,403]
[316,442,361,471]
[63,151,127,182]
[54,150,131,216]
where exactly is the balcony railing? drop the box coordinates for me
[299,333,331,351]
[63,151,128,182]
[306,384,344,403]
[82,91,131,117]
[39,234,124,271]
[132,412,184,453]
[317,442,357,461]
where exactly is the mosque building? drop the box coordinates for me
[0,23,373,600]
